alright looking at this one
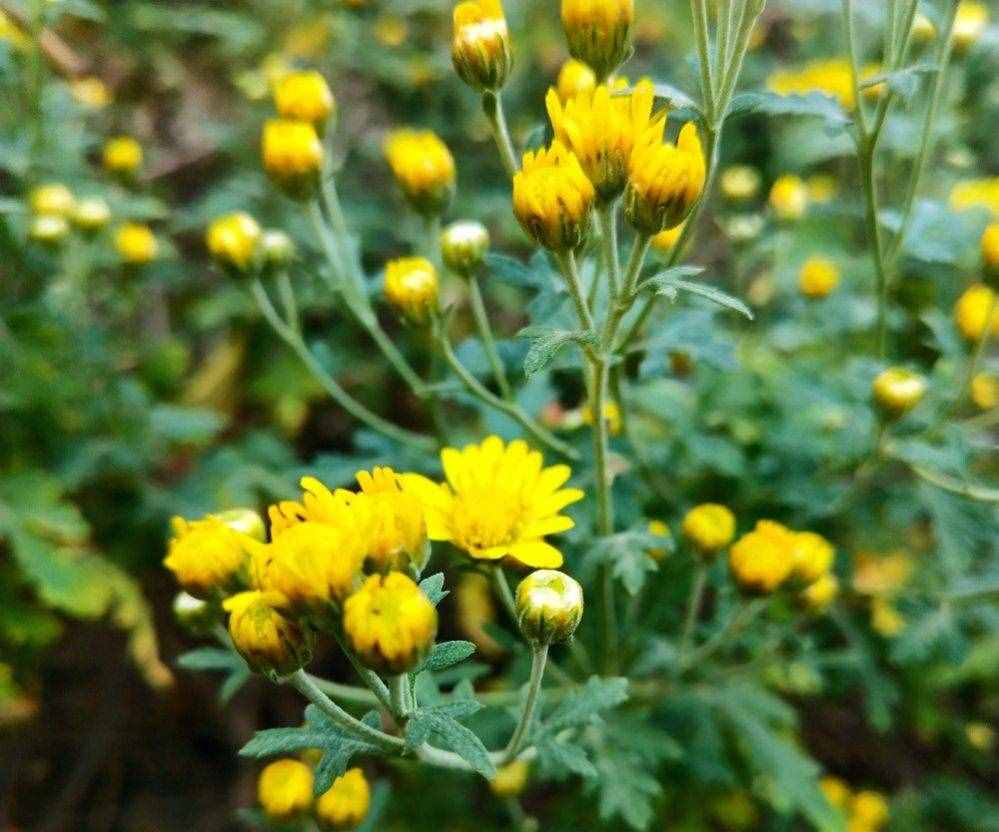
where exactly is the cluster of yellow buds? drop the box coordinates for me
[257,759,370,829]
[451,0,512,93]
[728,519,838,605]
[872,367,926,420]
[820,777,890,832]
[384,129,456,216]
[26,183,114,246]
[204,212,296,277]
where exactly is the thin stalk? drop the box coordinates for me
[468,272,513,399]
[841,0,869,135]
[276,271,300,335]
[596,202,622,296]
[482,91,519,178]
[390,674,412,718]
[289,670,405,754]
[678,562,708,662]
[330,628,394,713]
[252,279,435,452]
[691,0,717,120]
[888,1,960,264]
[556,249,597,334]
[603,234,652,347]
[435,324,579,458]
[491,565,519,623]
[681,598,767,671]
[309,197,428,397]
[306,675,380,708]
[714,0,732,100]
[860,142,892,358]
[501,643,549,764]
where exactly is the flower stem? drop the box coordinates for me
[289,670,405,754]
[681,597,767,671]
[491,565,519,623]
[482,91,519,178]
[390,674,412,718]
[468,272,513,399]
[252,279,436,453]
[435,322,579,459]
[678,561,708,663]
[596,202,622,296]
[501,643,548,764]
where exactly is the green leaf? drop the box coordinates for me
[484,253,546,288]
[634,264,704,296]
[858,62,936,104]
[422,640,477,673]
[540,676,629,736]
[536,737,597,780]
[407,703,494,778]
[176,647,244,672]
[646,274,754,320]
[519,326,597,378]
[419,572,448,606]
[586,530,662,596]
[649,82,700,112]
[594,751,662,830]
[728,91,852,132]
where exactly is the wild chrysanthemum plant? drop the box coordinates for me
[168,0,999,829]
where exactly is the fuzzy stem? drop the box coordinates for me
[482,91,519,178]
[501,643,549,764]
[468,272,513,399]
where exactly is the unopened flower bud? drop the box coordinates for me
[490,760,530,797]
[384,129,455,216]
[384,256,439,323]
[625,123,706,235]
[452,0,512,93]
[316,767,370,830]
[261,229,296,269]
[342,572,438,674]
[273,70,335,130]
[681,503,736,558]
[561,0,634,81]
[164,509,263,598]
[953,1,987,54]
[115,223,158,265]
[206,212,262,275]
[556,59,596,102]
[224,590,313,679]
[798,256,840,299]
[872,367,926,420]
[72,198,111,233]
[29,214,70,245]
[729,520,795,594]
[954,283,999,342]
[512,141,595,250]
[440,220,490,275]
[258,758,314,820]
[515,569,583,644]
[102,136,143,177]
[769,174,808,221]
[29,183,75,217]
[800,573,839,613]
[262,118,324,199]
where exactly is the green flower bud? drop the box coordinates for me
[515,569,583,644]
[440,220,490,276]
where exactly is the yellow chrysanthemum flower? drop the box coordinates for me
[115,222,158,264]
[971,373,999,410]
[798,256,840,298]
[342,572,437,673]
[273,70,335,127]
[720,165,761,201]
[164,510,262,597]
[954,283,999,341]
[561,0,634,81]
[206,212,262,272]
[262,118,324,197]
[258,758,315,820]
[546,79,661,202]
[250,521,364,614]
[625,122,706,235]
[556,59,597,102]
[402,436,584,568]
[352,466,428,572]
[820,776,851,810]
[953,1,988,52]
[512,140,595,251]
[872,367,926,419]
[767,58,859,110]
[790,531,835,583]
[850,790,889,831]
[950,177,999,216]
[384,129,456,215]
[490,760,530,797]
[682,503,736,557]
[103,136,143,175]
[870,596,905,637]
[71,76,110,109]
[224,590,312,677]
[29,183,75,217]
[316,767,370,830]
[452,0,512,92]
[729,520,796,593]
[384,256,439,323]
[801,573,839,612]
[769,174,808,221]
